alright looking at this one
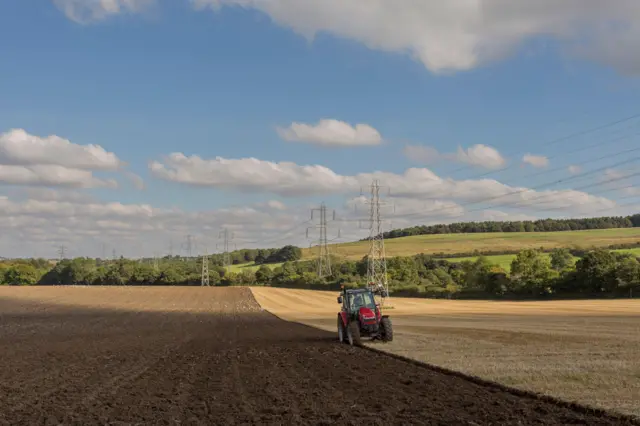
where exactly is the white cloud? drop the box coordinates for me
[0,164,118,188]
[18,188,97,204]
[522,154,549,168]
[0,129,131,189]
[192,0,640,75]
[54,0,154,24]
[149,153,351,196]
[449,144,506,169]
[404,143,506,169]
[1,183,630,259]
[568,165,582,174]
[125,171,145,190]
[277,119,382,147]
[266,200,286,210]
[149,153,615,217]
[604,168,625,181]
[0,193,312,258]
[0,129,123,170]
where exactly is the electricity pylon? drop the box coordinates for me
[359,180,392,303]
[201,249,210,286]
[307,202,339,278]
[217,229,235,275]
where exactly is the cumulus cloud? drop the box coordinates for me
[1,182,630,259]
[403,144,506,169]
[277,119,382,147]
[54,0,155,24]
[192,0,640,75]
[568,165,582,174]
[0,164,118,188]
[522,154,549,168]
[0,129,123,170]
[0,129,126,189]
[451,144,506,169]
[149,152,616,217]
[0,193,313,258]
[125,171,145,190]
[149,153,350,196]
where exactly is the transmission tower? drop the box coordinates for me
[153,252,160,271]
[360,180,391,302]
[306,203,338,278]
[217,229,234,274]
[182,234,194,259]
[57,245,66,261]
[201,249,210,286]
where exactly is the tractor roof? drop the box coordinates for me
[344,288,372,294]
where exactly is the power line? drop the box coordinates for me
[444,112,640,180]
[388,154,640,223]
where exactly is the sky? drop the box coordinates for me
[1,0,639,259]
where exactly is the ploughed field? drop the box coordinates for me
[0,287,637,425]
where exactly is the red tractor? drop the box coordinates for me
[337,287,393,346]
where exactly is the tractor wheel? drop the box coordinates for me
[380,317,393,342]
[337,316,345,343]
[346,321,362,346]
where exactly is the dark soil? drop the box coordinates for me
[0,287,636,425]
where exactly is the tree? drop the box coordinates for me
[510,249,555,295]
[550,248,574,271]
[4,264,39,286]
[575,249,618,293]
[614,256,640,297]
[255,265,274,284]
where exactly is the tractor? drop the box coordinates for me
[337,287,393,346]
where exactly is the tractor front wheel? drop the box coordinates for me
[337,316,345,343]
[380,317,393,342]
[347,321,362,346]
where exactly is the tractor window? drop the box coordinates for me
[348,292,376,310]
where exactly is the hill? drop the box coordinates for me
[378,214,640,240]
[303,228,640,261]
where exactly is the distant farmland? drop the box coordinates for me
[443,248,640,271]
[301,228,640,261]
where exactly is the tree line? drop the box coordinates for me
[2,248,638,299]
[375,214,640,240]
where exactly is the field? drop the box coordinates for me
[443,248,638,272]
[1,287,638,424]
[253,287,640,418]
[227,262,283,273]
[302,228,640,260]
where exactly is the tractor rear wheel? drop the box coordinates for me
[337,316,345,343]
[380,317,393,342]
[347,321,362,346]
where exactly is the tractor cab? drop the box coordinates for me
[336,287,392,345]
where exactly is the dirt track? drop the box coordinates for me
[0,287,636,425]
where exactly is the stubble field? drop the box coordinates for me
[0,286,638,425]
[252,287,640,418]
[301,228,640,260]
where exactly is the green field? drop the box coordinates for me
[443,247,640,272]
[303,228,640,261]
[227,262,282,273]
[444,253,577,271]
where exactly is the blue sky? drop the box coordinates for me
[1,1,639,257]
